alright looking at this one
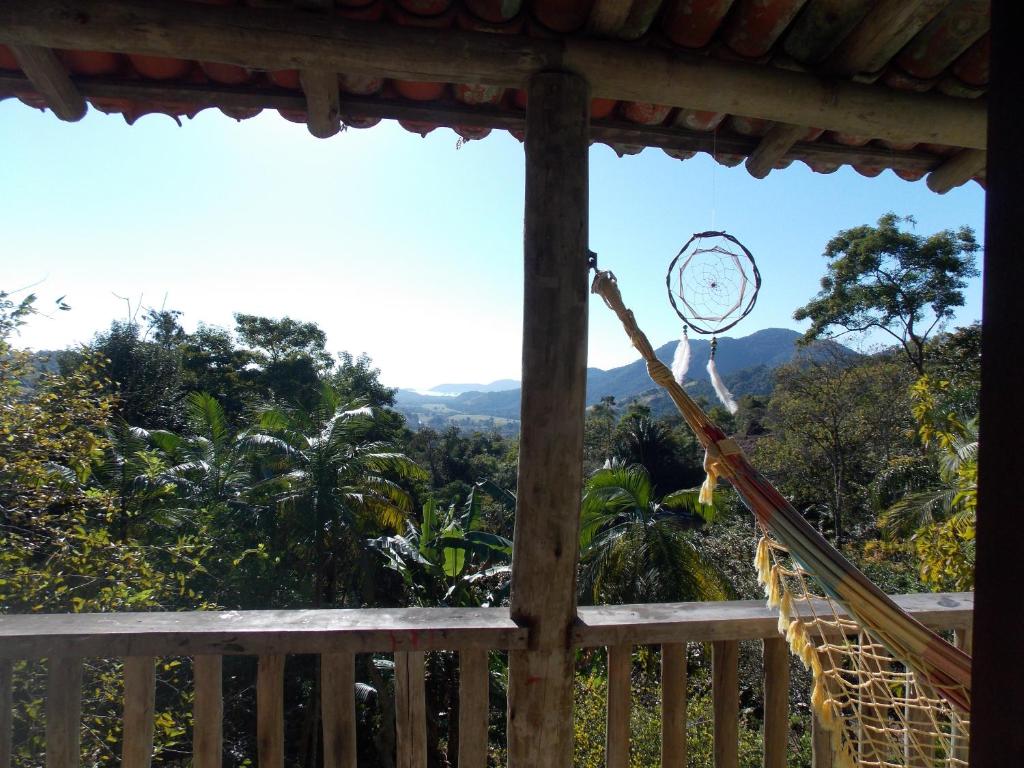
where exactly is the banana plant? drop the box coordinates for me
[370,482,512,606]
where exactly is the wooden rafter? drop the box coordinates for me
[7,44,85,121]
[744,0,970,178]
[0,0,987,149]
[294,0,340,139]
[927,148,987,193]
[0,74,960,176]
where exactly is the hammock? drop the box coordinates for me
[591,271,971,768]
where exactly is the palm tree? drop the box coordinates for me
[579,464,731,605]
[248,383,424,607]
[875,415,978,539]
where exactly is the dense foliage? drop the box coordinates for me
[1,211,980,768]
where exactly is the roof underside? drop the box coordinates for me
[0,0,990,191]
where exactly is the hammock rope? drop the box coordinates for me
[591,270,971,767]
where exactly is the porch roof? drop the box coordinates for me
[0,0,989,191]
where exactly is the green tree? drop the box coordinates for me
[794,213,979,375]
[755,351,914,545]
[249,385,424,607]
[873,377,977,590]
[578,464,729,604]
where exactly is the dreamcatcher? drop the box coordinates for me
[666,231,760,414]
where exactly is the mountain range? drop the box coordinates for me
[394,328,854,435]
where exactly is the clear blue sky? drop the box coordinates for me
[1,102,985,390]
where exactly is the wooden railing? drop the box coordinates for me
[0,593,973,768]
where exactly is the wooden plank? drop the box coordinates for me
[606,645,632,768]
[745,123,808,179]
[0,0,987,148]
[762,638,789,768]
[927,148,987,193]
[972,11,1023,759]
[458,649,489,768]
[122,657,156,768]
[810,713,835,768]
[0,605,529,659]
[0,594,972,660]
[321,652,356,768]
[193,655,223,768]
[257,655,285,768]
[950,627,971,764]
[0,661,11,768]
[712,641,738,768]
[8,44,85,121]
[45,657,82,768]
[507,70,590,768]
[394,651,426,768]
[573,593,974,647]
[0,71,960,177]
[661,643,686,768]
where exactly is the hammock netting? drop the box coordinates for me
[591,270,972,768]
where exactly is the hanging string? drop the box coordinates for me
[710,128,717,230]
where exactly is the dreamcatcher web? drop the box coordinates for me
[676,244,750,325]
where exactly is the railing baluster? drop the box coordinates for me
[904,674,934,768]
[193,655,223,768]
[606,645,631,768]
[0,660,11,768]
[762,638,789,768]
[661,643,687,768]
[949,626,972,765]
[712,641,738,768]
[811,713,835,768]
[395,651,426,768]
[122,656,156,768]
[45,657,82,768]
[257,655,285,768]
[322,652,357,768]
[458,649,488,768]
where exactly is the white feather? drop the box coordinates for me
[707,356,738,414]
[671,331,691,385]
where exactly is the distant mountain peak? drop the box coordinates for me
[427,378,520,395]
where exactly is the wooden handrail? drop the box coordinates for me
[0,593,972,659]
[0,593,973,768]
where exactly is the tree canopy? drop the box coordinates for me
[794,213,979,374]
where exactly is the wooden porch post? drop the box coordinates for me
[970,1,1024,765]
[508,71,590,768]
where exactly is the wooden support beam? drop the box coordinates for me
[762,638,789,768]
[394,651,427,768]
[0,0,986,148]
[508,70,590,768]
[606,645,632,768]
[971,2,1024,765]
[193,656,223,768]
[745,123,808,179]
[257,655,285,768]
[660,643,687,768]
[8,44,85,121]
[712,641,738,768]
[811,713,835,768]
[458,649,489,768]
[926,148,986,193]
[321,652,357,768]
[45,657,82,768]
[121,657,156,768]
